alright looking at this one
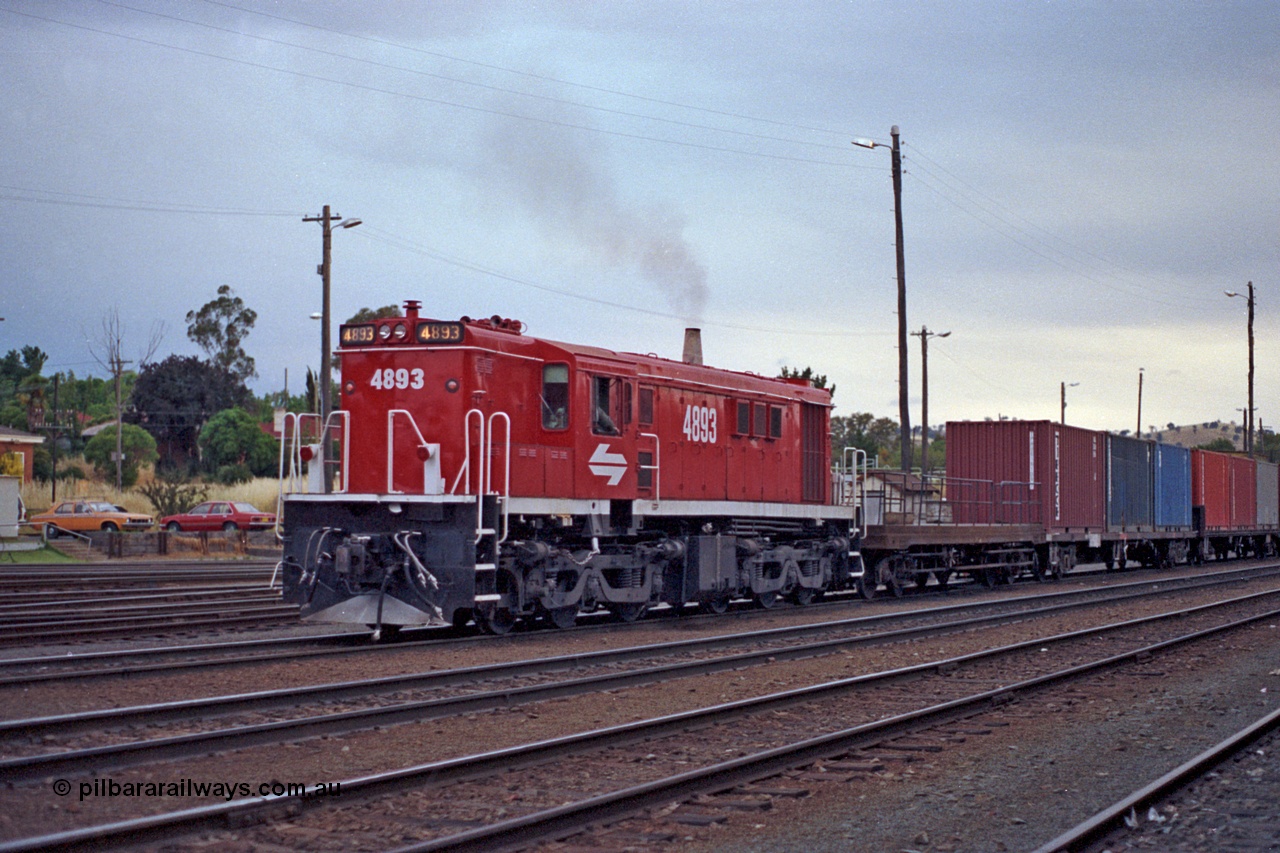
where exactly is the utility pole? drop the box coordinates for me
[1136,368,1144,438]
[1060,381,1078,425]
[39,375,68,503]
[303,206,361,493]
[911,326,949,474]
[112,355,132,493]
[1247,281,1255,456]
[890,126,911,472]
[1224,283,1255,455]
[851,126,910,471]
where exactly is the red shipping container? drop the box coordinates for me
[1230,454,1257,529]
[1192,449,1233,531]
[945,420,1105,531]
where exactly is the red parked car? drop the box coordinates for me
[160,501,276,532]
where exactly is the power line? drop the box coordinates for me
[99,0,854,155]
[0,186,301,217]
[197,0,859,140]
[353,225,890,339]
[7,5,872,169]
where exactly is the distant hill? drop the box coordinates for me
[1144,421,1245,450]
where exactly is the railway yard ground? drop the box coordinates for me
[2,557,1279,852]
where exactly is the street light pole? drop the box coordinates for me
[1060,381,1078,424]
[1136,368,1144,438]
[911,326,949,474]
[853,125,911,472]
[1225,283,1256,455]
[303,206,361,492]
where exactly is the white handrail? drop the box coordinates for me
[639,432,661,501]
[324,410,350,494]
[450,409,485,496]
[386,409,437,495]
[487,412,511,543]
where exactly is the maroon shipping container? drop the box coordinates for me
[1192,449,1257,531]
[945,420,1105,531]
[1230,454,1257,529]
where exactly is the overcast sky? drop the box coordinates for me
[2,1,1277,435]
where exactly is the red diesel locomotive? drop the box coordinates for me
[280,302,859,634]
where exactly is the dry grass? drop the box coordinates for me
[23,468,280,516]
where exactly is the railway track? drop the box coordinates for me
[1,572,1278,851]
[0,559,295,645]
[1034,704,1280,852]
[0,559,279,590]
[3,561,1274,683]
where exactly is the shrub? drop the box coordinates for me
[137,472,210,517]
[215,464,253,485]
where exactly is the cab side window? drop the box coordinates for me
[541,364,569,430]
[592,375,620,435]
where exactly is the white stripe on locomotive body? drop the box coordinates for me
[284,492,855,523]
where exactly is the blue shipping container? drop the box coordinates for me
[1154,443,1192,529]
[1108,434,1154,529]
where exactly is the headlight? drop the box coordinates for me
[378,324,392,341]
[392,323,407,340]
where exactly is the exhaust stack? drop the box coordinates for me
[682,328,703,365]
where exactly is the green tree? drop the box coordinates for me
[199,408,279,477]
[129,355,252,469]
[1196,437,1237,452]
[779,365,835,398]
[346,305,403,323]
[83,424,158,488]
[186,284,258,381]
[831,412,900,467]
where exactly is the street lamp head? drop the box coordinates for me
[851,138,881,150]
[937,331,951,338]
[309,312,322,320]
[339,218,362,229]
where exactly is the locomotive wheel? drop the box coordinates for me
[701,595,731,615]
[791,587,815,606]
[610,603,648,623]
[979,569,997,589]
[1031,552,1046,582]
[934,570,952,591]
[754,591,780,609]
[914,572,931,591]
[855,573,876,600]
[475,605,517,635]
[885,573,904,598]
[546,606,578,630]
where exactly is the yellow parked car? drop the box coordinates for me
[30,500,154,536]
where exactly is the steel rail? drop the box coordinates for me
[5,586,1280,786]
[5,597,1278,853]
[0,584,281,607]
[1031,703,1280,853]
[8,573,1276,738]
[0,592,284,621]
[0,606,301,646]
[4,561,1275,687]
